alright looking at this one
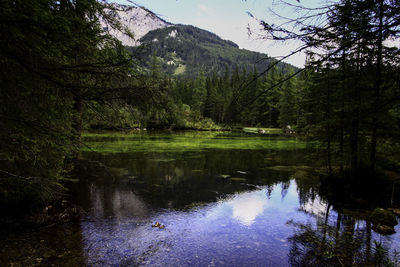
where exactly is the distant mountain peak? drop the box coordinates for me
[102,3,172,46]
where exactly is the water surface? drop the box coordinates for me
[1,131,399,266]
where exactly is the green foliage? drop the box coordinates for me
[289,0,400,173]
[278,69,299,128]
[83,101,139,130]
[191,69,207,120]
[373,241,399,267]
[0,0,135,214]
[130,61,305,130]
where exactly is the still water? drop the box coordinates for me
[2,131,400,266]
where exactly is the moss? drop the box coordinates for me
[81,131,312,153]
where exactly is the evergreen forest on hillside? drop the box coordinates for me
[130,24,292,77]
[1,1,400,260]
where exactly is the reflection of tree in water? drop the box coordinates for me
[79,148,301,209]
[287,203,397,266]
[281,181,290,201]
[288,168,400,266]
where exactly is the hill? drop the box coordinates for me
[129,24,293,78]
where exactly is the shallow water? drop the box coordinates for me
[1,131,399,266]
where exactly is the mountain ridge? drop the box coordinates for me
[132,24,292,77]
[106,3,294,77]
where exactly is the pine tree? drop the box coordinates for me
[191,69,207,120]
[0,0,135,213]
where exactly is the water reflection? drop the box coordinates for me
[85,180,150,220]
[80,183,302,266]
[78,179,400,266]
[288,210,400,266]
[78,147,309,211]
[229,191,268,226]
[291,186,400,266]
[3,133,400,266]
[72,133,400,266]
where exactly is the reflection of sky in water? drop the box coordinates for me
[229,191,268,226]
[81,181,306,266]
[80,181,400,266]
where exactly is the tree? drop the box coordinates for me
[0,0,136,213]
[256,66,280,127]
[252,0,400,174]
[278,69,298,129]
[191,69,207,120]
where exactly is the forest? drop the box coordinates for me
[1,0,400,257]
[1,0,400,265]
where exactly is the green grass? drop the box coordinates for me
[81,131,313,154]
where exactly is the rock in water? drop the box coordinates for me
[152,222,165,229]
[369,208,398,235]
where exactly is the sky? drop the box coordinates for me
[111,0,324,67]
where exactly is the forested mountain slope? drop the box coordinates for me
[129,24,293,77]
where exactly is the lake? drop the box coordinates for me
[1,131,399,266]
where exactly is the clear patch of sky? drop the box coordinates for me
[110,0,328,67]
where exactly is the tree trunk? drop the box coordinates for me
[370,0,383,172]
[350,42,361,173]
[326,68,332,174]
[340,48,346,173]
[73,96,83,147]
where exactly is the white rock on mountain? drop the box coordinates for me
[102,3,172,47]
[168,29,178,38]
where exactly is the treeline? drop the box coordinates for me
[84,55,302,130]
[171,65,301,128]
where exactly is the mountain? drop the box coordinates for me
[102,3,172,47]
[130,25,293,77]
[106,4,293,77]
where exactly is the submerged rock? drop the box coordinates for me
[370,208,398,226]
[389,208,400,216]
[152,222,165,229]
[374,224,396,235]
[369,208,398,235]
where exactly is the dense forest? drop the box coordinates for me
[0,0,400,221]
[85,57,300,130]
